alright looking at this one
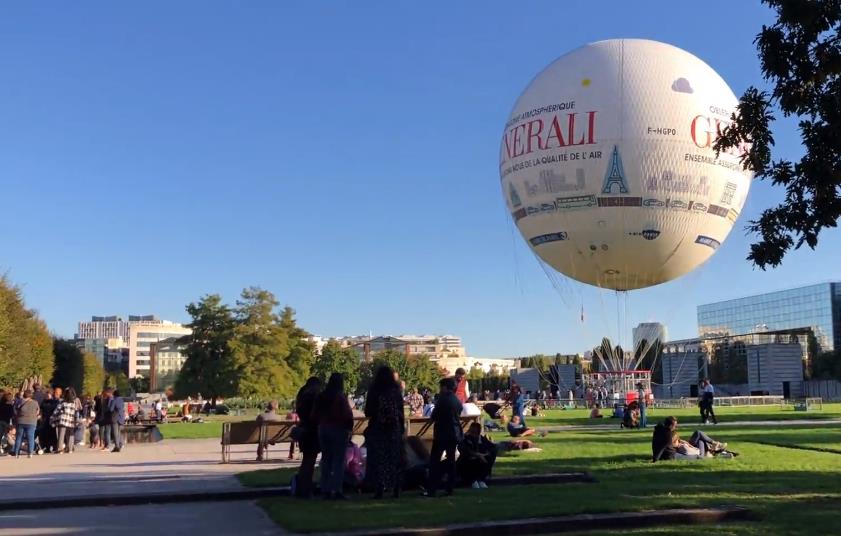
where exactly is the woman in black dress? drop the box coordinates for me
[364,366,405,499]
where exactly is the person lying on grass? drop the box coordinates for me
[652,416,733,462]
[506,415,535,437]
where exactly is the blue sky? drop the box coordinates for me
[2,1,839,357]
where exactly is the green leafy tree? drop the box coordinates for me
[467,366,485,381]
[155,370,180,393]
[812,350,841,380]
[129,376,150,394]
[82,352,105,396]
[105,372,131,393]
[715,0,841,268]
[52,338,84,392]
[0,276,54,388]
[359,350,442,393]
[229,287,296,399]
[279,306,315,387]
[405,353,443,392]
[311,340,360,393]
[175,294,237,400]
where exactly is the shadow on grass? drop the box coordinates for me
[254,459,841,533]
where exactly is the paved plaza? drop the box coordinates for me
[0,502,281,536]
[0,439,294,535]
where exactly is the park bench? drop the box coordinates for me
[221,415,479,463]
[122,424,163,443]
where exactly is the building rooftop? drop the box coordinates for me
[698,281,840,309]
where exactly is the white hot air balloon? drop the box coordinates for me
[500,39,752,291]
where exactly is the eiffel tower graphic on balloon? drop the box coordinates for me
[601,145,629,194]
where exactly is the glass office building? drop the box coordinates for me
[697,282,841,353]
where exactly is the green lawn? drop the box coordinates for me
[157,421,222,439]
[528,403,841,427]
[249,424,841,534]
[160,404,841,441]
[156,410,263,439]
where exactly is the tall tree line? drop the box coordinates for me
[0,276,53,388]
[175,287,314,400]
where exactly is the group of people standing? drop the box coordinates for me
[285,365,496,500]
[0,385,126,458]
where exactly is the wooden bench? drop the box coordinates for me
[221,415,479,463]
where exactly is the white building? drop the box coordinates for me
[332,334,468,361]
[77,316,130,342]
[435,356,518,376]
[128,320,192,378]
[77,315,192,378]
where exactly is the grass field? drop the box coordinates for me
[157,411,260,439]
[527,403,841,427]
[157,421,223,439]
[161,404,841,441]
[245,423,841,535]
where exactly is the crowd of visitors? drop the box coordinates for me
[279,367,525,501]
[0,385,128,458]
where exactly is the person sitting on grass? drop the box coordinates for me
[344,440,365,493]
[622,401,640,429]
[652,416,730,462]
[457,422,497,489]
[506,415,535,437]
[590,404,604,419]
[403,436,430,491]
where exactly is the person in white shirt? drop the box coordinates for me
[461,395,481,417]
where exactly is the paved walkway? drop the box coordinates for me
[0,439,294,535]
[0,438,296,501]
[0,501,282,535]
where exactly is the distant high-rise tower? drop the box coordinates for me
[633,322,668,352]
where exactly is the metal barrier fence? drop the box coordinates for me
[653,396,784,408]
[478,395,823,411]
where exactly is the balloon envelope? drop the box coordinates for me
[500,39,752,290]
